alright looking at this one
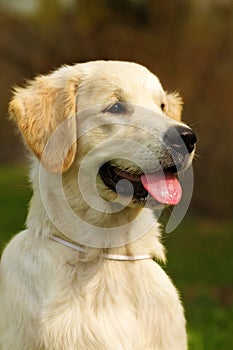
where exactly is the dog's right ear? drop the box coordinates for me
[9,69,80,173]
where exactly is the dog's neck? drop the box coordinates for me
[26,158,165,261]
[48,234,155,261]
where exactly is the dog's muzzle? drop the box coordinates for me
[99,125,197,207]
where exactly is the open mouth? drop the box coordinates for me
[99,161,182,206]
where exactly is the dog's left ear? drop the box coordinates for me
[166,92,183,121]
[9,69,80,173]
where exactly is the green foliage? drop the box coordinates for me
[0,165,232,349]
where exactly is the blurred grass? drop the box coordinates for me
[164,218,233,350]
[0,165,232,349]
[0,164,31,248]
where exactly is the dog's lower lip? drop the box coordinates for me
[112,168,140,182]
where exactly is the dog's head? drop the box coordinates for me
[9,61,196,210]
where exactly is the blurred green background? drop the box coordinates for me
[0,1,232,349]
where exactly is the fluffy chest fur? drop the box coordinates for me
[0,231,186,350]
[40,250,186,350]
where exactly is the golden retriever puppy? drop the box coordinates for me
[0,61,196,350]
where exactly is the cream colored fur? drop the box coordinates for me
[0,61,190,349]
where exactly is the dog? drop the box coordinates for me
[0,61,196,349]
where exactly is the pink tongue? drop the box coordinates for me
[140,173,182,205]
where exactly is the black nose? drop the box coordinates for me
[163,125,197,154]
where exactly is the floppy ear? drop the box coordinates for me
[9,71,79,173]
[166,92,183,121]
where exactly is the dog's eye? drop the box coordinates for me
[160,103,166,112]
[106,102,126,114]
